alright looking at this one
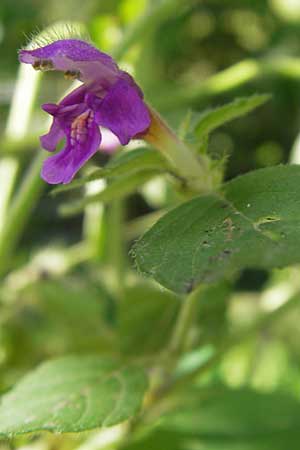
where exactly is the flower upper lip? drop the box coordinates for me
[19,39,119,86]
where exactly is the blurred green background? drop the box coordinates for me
[2,0,300,448]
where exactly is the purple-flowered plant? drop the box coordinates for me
[19,39,151,184]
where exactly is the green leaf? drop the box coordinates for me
[0,356,147,436]
[107,147,166,172]
[165,386,300,435]
[52,147,167,196]
[23,277,115,354]
[124,387,300,450]
[194,94,270,137]
[118,282,180,356]
[196,281,232,344]
[133,165,300,293]
[59,170,159,216]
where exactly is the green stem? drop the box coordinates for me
[83,178,106,261]
[107,199,125,301]
[168,285,203,359]
[0,66,41,232]
[0,152,45,276]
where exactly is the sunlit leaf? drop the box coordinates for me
[133,165,300,292]
[0,356,147,436]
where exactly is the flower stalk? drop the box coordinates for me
[144,107,215,194]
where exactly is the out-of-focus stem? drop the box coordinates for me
[0,66,41,232]
[107,200,125,301]
[156,59,260,110]
[156,56,300,110]
[83,178,107,261]
[0,159,19,229]
[168,285,203,360]
[0,152,46,276]
[144,107,214,193]
[6,65,41,140]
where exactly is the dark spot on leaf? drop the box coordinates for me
[184,279,196,293]
[255,215,281,226]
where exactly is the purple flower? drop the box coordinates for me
[19,39,151,184]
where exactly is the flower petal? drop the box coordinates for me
[40,87,90,152]
[40,118,64,152]
[19,39,119,86]
[96,78,151,145]
[41,112,101,184]
[60,85,87,106]
[43,102,87,123]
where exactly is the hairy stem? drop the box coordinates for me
[144,107,214,193]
